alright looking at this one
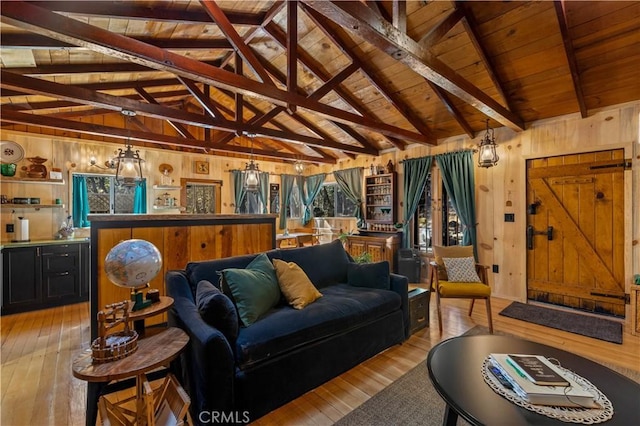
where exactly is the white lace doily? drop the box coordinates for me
[482,358,613,424]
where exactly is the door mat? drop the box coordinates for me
[499,302,622,344]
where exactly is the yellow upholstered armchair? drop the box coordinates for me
[429,245,493,334]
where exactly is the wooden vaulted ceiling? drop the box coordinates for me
[1,1,639,165]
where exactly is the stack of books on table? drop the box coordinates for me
[488,353,598,408]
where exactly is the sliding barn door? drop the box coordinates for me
[526,149,627,317]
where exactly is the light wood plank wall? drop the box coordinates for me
[2,101,639,316]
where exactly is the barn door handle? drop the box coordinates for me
[527,225,554,250]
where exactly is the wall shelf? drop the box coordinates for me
[1,204,65,210]
[152,185,181,190]
[0,177,65,185]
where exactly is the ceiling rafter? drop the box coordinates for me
[426,80,474,139]
[31,1,266,26]
[300,0,525,132]
[553,0,587,118]
[263,21,404,151]
[0,70,373,155]
[1,33,233,50]
[302,5,435,142]
[135,87,195,139]
[456,2,514,113]
[0,109,334,164]
[418,8,464,48]
[392,0,407,34]
[287,0,298,114]
[178,78,224,120]
[1,1,429,145]
[199,0,274,86]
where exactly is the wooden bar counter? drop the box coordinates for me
[89,214,277,339]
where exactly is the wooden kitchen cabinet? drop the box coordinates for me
[345,234,401,272]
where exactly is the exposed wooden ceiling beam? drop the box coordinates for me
[1,70,373,155]
[0,109,336,164]
[287,0,298,114]
[30,1,266,26]
[1,33,233,50]
[418,8,463,48]
[303,5,434,142]
[392,1,407,34]
[199,0,274,85]
[178,78,224,120]
[301,0,525,132]
[135,87,195,139]
[456,3,514,113]
[426,80,474,139]
[553,0,587,118]
[1,1,428,144]
[307,62,359,102]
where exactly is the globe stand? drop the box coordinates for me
[131,286,153,311]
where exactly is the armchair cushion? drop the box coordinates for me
[436,281,491,298]
[433,245,474,281]
[442,256,481,282]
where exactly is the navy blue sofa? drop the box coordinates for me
[166,240,409,424]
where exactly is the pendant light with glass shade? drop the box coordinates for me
[244,134,260,192]
[477,119,499,168]
[294,160,305,175]
[114,109,145,185]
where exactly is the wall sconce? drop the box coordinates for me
[114,110,145,185]
[477,119,499,168]
[244,134,260,192]
[294,160,305,175]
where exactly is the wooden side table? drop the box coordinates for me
[128,296,174,335]
[73,327,188,426]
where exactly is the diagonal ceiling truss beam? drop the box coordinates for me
[0,109,335,164]
[0,1,428,144]
[301,0,525,132]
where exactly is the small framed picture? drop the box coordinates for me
[195,161,209,174]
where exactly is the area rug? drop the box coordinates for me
[334,326,638,426]
[498,302,623,344]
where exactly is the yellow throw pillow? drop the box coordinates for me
[433,245,474,281]
[272,259,322,309]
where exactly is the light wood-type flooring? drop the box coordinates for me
[2,291,639,425]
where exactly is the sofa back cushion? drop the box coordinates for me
[185,249,282,294]
[279,240,350,288]
[347,261,390,290]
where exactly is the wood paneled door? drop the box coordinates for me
[526,149,627,317]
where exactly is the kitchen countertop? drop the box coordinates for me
[0,237,90,250]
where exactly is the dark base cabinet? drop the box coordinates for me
[2,241,89,315]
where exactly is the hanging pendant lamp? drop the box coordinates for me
[477,119,499,168]
[114,110,145,185]
[244,135,260,192]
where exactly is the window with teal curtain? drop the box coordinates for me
[72,174,90,228]
[133,179,147,213]
[257,171,269,213]
[279,174,295,229]
[333,167,364,227]
[302,173,326,225]
[231,170,246,213]
[435,151,478,259]
[401,156,432,248]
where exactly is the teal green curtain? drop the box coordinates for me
[279,174,295,229]
[302,173,326,225]
[402,156,433,248]
[133,179,147,213]
[231,170,246,213]
[72,174,90,228]
[257,171,269,213]
[435,151,478,259]
[333,167,364,226]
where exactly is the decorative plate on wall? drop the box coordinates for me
[0,141,25,164]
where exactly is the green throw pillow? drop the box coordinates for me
[220,253,281,326]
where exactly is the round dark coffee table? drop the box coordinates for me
[427,335,640,425]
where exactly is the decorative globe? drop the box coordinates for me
[104,239,162,288]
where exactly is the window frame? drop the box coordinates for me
[310,182,357,219]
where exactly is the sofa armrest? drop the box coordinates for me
[166,271,236,421]
[389,273,410,339]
